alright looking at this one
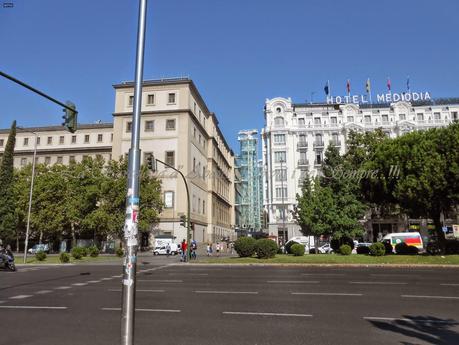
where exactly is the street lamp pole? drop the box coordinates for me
[120,1,147,344]
[280,159,286,244]
[18,130,37,264]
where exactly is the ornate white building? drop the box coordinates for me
[261,97,459,243]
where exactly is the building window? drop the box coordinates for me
[275,187,287,199]
[314,118,321,125]
[364,115,371,123]
[382,115,389,123]
[69,156,76,163]
[274,116,284,127]
[202,166,206,179]
[128,95,134,106]
[110,133,113,142]
[202,200,206,214]
[193,157,196,172]
[47,136,53,145]
[97,134,103,142]
[275,168,287,181]
[165,151,175,167]
[164,191,174,208]
[198,134,201,144]
[45,156,51,165]
[434,112,441,120]
[273,134,286,144]
[399,113,406,121]
[84,135,90,143]
[315,151,323,165]
[145,120,154,132]
[193,128,196,138]
[126,122,132,133]
[57,156,63,164]
[59,136,65,144]
[298,134,306,143]
[166,119,176,130]
[20,158,27,166]
[347,116,354,122]
[331,117,337,124]
[23,137,29,146]
[452,112,458,121]
[298,118,306,126]
[147,94,155,105]
[143,152,152,164]
[71,135,77,144]
[0,139,4,147]
[168,93,176,104]
[314,134,323,145]
[417,113,424,121]
[198,198,201,213]
[274,151,286,163]
[36,137,40,145]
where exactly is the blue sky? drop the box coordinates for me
[1,0,458,151]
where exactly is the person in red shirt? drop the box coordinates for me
[180,239,187,262]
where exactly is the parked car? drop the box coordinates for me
[310,243,333,254]
[28,244,50,254]
[153,243,179,255]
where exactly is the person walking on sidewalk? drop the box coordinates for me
[180,239,188,262]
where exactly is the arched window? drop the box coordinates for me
[274,116,284,127]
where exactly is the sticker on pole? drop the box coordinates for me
[123,279,133,287]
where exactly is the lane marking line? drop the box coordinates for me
[0,301,5,304]
[72,283,88,286]
[100,278,113,281]
[137,279,183,283]
[9,295,33,299]
[108,289,165,293]
[87,280,101,284]
[302,273,345,276]
[0,306,67,310]
[267,281,319,284]
[101,307,180,313]
[54,286,72,290]
[291,292,363,296]
[370,274,418,277]
[364,316,456,324]
[440,283,459,286]
[349,281,407,285]
[223,311,312,317]
[195,291,258,295]
[401,295,459,300]
[35,290,53,294]
[168,273,208,276]
[111,275,122,278]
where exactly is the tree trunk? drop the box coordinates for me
[432,212,446,254]
[39,231,43,244]
[71,222,76,248]
[16,233,19,253]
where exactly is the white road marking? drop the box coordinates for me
[223,311,312,318]
[401,295,459,300]
[267,280,319,284]
[440,283,459,286]
[0,306,67,310]
[349,281,407,285]
[137,279,182,283]
[370,274,418,277]
[0,301,5,304]
[108,289,165,293]
[291,292,363,296]
[101,307,180,313]
[72,283,88,286]
[54,286,71,290]
[364,316,456,324]
[168,273,208,276]
[112,275,122,278]
[302,273,345,276]
[35,290,53,294]
[195,290,258,295]
[87,280,101,283]
[101,278,113,281]
[9,295,32,300]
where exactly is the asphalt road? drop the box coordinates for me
[1,257,459,345]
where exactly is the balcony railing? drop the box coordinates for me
[313,141,324,148]
[297,141,308,149]
[297,159,308,166]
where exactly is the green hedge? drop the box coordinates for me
[234,237,257,257]
[339,244,352,255]
[291,243,305,256]
[255,239,278,259]
[59,252,70,263]
[88,246,100,257]
[71,247,85,260]
[369,242,386,256]
[35,251,47,261]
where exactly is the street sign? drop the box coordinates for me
[442,226,448,233]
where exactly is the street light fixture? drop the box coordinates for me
[17,127,38,264]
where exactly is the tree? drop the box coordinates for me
[0,121,17,242]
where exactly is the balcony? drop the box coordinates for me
[313,141,324,148]
[297,159,308,167]
[297,141,308,149]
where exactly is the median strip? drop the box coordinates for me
[401,295,459,300]
[223,311,312,318]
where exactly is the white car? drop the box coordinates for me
[153,243,179,255]
[28,244,50,254]
[310,243,333,254]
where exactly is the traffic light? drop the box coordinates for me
[62,101,77,133]
[180,215,187,228]
[146,153,156,172]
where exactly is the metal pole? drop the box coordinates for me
[154,159,191,261]
[280,159,286,244]
[121,1,147,344]
[23,132,37,264]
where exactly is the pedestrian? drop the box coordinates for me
[216,242,220,257]
[166,243,171,258]
[191,240,197,260]
[230,242,234,255]
[180,239,187,262]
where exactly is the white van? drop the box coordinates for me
[285,236,315,252]
[382,232,423,252]
[153,243,179,255]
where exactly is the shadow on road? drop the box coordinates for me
[368,315,459,345]
[0,272,92,292]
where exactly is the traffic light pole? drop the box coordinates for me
[154,158,191,261]
[120,1,147,344]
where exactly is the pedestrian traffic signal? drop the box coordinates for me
[180,215,187,227]
[62,101,77,133]
[146,153,156,171]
